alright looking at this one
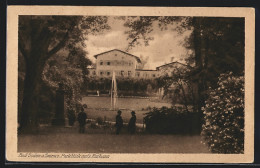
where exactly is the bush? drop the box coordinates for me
[201,72,244,153]
[144,106,200,134]
[96,117,104,125]
[90,122,99,129]
[86,78,159,96]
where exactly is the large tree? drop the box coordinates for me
[184,17,244,122]
[121,16,244,131]
[18,16,109,131]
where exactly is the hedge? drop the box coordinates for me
[144,106,200,135]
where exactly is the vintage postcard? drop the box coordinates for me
[6,6,255,163]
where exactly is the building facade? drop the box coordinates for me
[88,49,159,79]
[156,61,191,76]
[87,49,190,79]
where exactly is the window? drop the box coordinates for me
[121,71,124,76]
[93,71,96,75]
[107,71,110,76]
[129,62,132,66]
[107,62,110,65]
[152,74,156,77]
[100,61,103,65]
[128,71,131,76]
[136,72,140,77]
[100,71,103,76]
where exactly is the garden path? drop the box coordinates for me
[18,127,209,153]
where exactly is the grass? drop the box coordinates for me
[81,96,172,124]
[84,108,146,124]
[82,96,172,110]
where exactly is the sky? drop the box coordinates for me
[85,17,192,70]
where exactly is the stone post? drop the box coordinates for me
[52,83,65,126]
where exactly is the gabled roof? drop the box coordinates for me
[93,49,141,63]
[156,61,191,70]
[136,69,157,71]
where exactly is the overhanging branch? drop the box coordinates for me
[46,24,75,60]
[46,32,69,59]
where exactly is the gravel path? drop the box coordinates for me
[18,130,210,153]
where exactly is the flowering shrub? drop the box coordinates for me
[201,72,244,153]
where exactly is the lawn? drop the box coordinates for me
[81,96,172,124]
[82,96,172,110]
[83,108,146,124]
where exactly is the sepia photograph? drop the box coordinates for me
[6,6,254,163]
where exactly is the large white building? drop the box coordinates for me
[87,49,190,80]
[88,49,159,79]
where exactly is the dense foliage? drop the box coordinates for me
[41,47,90,124]
[86,77,159,96]
[122,16,245,132]
[144,106,200,134]
[42,48,87,107]
[155,64,197,112]
[18,16,109,130]
[19,46,91,124]
[201,72,244,153]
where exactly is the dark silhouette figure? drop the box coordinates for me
[128,111,136,134]
[77,107,87,133]
[115,110,123,135]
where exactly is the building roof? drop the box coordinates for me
[156,61,191,70]
[93,49,141,63]
[136,69,157,71]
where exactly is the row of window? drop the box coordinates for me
[99,60,134,66]
[94,71,132,76]
[91,70,158,77]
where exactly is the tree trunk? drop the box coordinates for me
[18,17,72,133]
[193,17,206,133]
[19,48,47,133]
